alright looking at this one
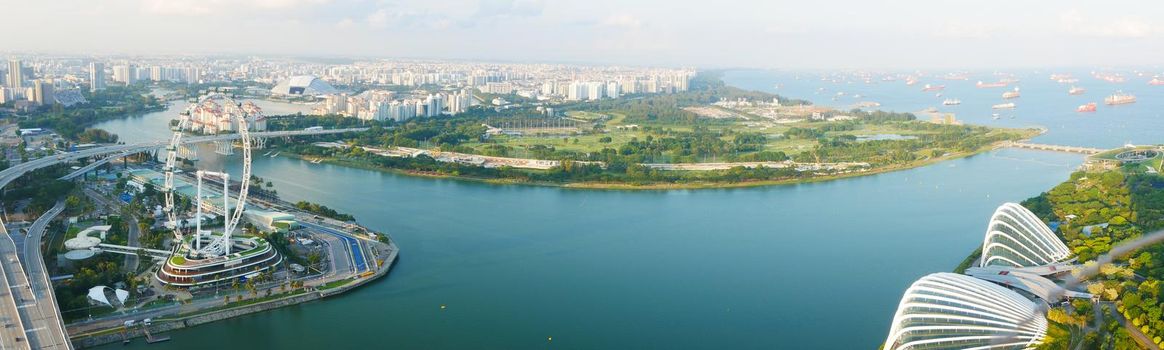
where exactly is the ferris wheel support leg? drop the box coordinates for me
[195,171,203,252]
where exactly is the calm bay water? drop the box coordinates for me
[723,69,1164,148]
[90,81,1098,348]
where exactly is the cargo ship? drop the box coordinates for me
[942,98,961,106]
[1150,78,1164,86]
[1104,91,1136,105]
[942,73,969,80]
[1002,88,1021,99]
[977,81,1008,88]
[991,102,1016,110]
[1077,102,1097,113]
[921,84,945,92]
[1068,86,1086,95]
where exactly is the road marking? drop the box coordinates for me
[25,326,44,333]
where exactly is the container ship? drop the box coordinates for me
[1104,91,1136,105]
[991,102,1016,110]
[977,81,1008,88]
[942,98,961,106]
[1002,88,1021,99]
[1068,86,1086,95]
[1077,102,1097,113]
[1150,78,1164,86]
[921,84,945,92]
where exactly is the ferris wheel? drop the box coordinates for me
[163,94,254,257]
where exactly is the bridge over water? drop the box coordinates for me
[1000,141,1107,155]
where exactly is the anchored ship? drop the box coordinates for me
[1150,78,1164,86]
[1077,102,1097,113]
[942,98,961,106]
[991,102,1016,110]
[921,84,945,92]
[1068,86,1086,95]
[1104,91,1136,105]
[1001,88,1021,99]
[976,81,1008,88]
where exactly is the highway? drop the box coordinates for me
[16,202,69,349]
[0,211,69,349]
[0,127,364,349]
[0,232,30,350]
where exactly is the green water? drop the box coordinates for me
[89,95,1085,349]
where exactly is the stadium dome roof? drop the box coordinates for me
[270,75,337,96]
[884,273,1047,350]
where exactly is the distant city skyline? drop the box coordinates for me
[5,0,1164,69]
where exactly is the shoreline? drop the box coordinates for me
[68,239,399,348]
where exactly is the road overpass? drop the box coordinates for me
[0,127,364,349]
[58,128,368,181]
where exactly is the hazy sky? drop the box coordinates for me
[6,0,1164,69]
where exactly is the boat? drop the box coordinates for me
[921,84,945,92]
[270,152,281,158]
[1068,86,1086,95]
[1002,88,1021,99]
[942,98,961,106]
[1077,102,1097,112]
[977,81,1008,88]
[935,93,942,97]
[1150,78,1164,86]
[991,113,1000,120]
[991,102,1016,110]
[1105,91,1136,105]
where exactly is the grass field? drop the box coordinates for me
[461,113,1035,161]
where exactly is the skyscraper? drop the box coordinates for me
[6,59,23,89]
[32,80,54,106]
[113,65,137,85]
[90,62,106,92]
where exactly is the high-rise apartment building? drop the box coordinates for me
[90,62,106,92]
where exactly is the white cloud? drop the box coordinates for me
[335,18,356,29]
[141,0,214,16]
[252,0,331,9]
[1060,9,1158,39]
[367,9,392,28]
[140,0,329,16]
[600,14,643,30]
[933,23,996,40]
[476,0,544,18]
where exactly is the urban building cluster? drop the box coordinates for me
[0,58,89,110]
[178,94,267,133]
[3,54,693,122]
[313,88,474,121]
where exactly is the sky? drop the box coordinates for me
[5,0,1164,69]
